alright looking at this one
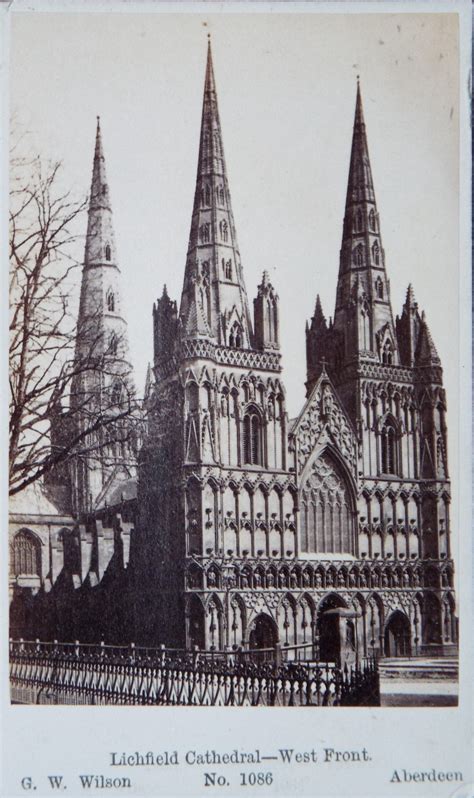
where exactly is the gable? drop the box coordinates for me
[291,373,357,478]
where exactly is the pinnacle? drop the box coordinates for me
[311,294,327,331]
[404,283,417,309]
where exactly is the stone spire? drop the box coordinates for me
[84,117,117,267]
[70,118,135,513]
[74,117,132,371]
[333,80,398,363]
[179,38,253,347]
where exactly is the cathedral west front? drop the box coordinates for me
[9,40,457,666]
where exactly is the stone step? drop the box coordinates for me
[379,657,458,680]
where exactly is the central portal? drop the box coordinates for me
[248,613,278,658]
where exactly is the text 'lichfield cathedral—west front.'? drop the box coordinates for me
[9,40,457,705]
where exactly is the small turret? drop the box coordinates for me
[253,271,279,350]
[396,283,422,366]
[306,294,329,395]
[153,284,179,364]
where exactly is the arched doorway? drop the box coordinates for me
[318,594,347,664]
[384,611,411,657]
[187,594,205,650]
[248,613,278,657]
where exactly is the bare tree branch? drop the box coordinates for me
[9,149,144,501]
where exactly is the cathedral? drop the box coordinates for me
[9,41,457,664]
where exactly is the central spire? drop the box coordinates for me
[179,39,253,347]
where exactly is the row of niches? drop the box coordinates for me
[361,380,446,407]
[185,559,454,591]
[184,373,285,409]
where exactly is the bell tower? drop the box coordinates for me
[139,40,295,648]
[304,81,455,657]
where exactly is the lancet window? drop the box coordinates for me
[369,208,376,230]
[243,408,263,466]
[353,244,364,266]
[220,220,229,242]
[381,419,398,475]
[106,290,115,312]
[382,339,393,365]
[375,276,384,299]
[372,241,380,265]
[105,244,111,262]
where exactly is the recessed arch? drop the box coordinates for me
[299,445,356,555]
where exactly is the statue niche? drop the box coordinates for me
[300,451,355,555]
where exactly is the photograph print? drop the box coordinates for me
[7,9,462,709]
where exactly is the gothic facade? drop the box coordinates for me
[137,47,456,661]
[9,44,456,663]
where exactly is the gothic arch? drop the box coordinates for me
[243,404,264,466]
[10,529,42,577]
[299,444,356,555]
[187,593,206,650]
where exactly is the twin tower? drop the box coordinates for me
[72,41,455,661]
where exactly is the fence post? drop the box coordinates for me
[100,640,105,658]
[160,643,166,666]
[35,638,40,653]
[193,645,200,667]
[129,642,135,663]
[75,640,80,657]
[275,643,282,668]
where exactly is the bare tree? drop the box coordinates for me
[9,153,142,499]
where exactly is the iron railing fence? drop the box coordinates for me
[9,640,379,707]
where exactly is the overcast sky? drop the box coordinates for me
[11,10,460,484]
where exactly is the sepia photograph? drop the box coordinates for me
[7,6,464,710]
[1,2,472,795]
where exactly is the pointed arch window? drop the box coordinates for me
[106,290,115,312]
[111,379,123,405]
[372,241,380,265]
[205,184,211,205]
[200,223,210,243]
[10,530,41,576]
[220,220,228,242]
[381,419,398,475]
[243,407,263,466]
[353,243,364,266]
[375,276,384,299]
[109,333,118,356]
[369,208,376,231]
[382,339,393,365]
[105,244,111,262]
[356,208,363,232]
[225,260,232,280]
[229,321,242,348]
